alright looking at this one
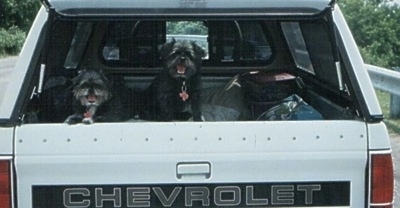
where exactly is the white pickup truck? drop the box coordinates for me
[0,0,394,207]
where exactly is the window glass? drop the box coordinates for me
[281,22,315,74]
[102,22,137,62]
[207,21,272,63]
[64,22,93,69]
[100,20,273,66]
[166,21,209,59]
[239,21,271,60]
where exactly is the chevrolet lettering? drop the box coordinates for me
[33,182,350,207]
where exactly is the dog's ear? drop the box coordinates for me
[192,41,206,59]
[160,38,176,59]
[75,68,88,80]
[72,69,86,84]
[97,69,113,86]
[77,69,87,75]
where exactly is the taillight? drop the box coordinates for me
[370,153,394,208]
[0,160,11,208]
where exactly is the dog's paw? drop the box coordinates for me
[64,114,82,125]
[82,117,94,125]
[201,114,205,121]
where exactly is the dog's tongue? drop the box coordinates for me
[84,111,92,118]
[177,64,186,74]
[87,95,97,103]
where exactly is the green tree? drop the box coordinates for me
[339,0,400,68]
[0,0,41,31]
[0,0,41,55]
[167,21,207,35]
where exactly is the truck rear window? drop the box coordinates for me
[100,20,273,67]
[22,16,361,124]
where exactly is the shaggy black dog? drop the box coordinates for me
[64,69,129,124]
[145,39,206,121]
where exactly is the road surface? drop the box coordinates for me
[0,56,18,82]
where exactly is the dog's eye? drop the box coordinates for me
[93,84,106,90]
[80,83,90,89]
[183,52,194,59]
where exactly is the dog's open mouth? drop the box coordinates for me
[177,64,186,74]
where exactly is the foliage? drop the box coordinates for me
[0,0,41,31]
[0,0,41,56]
[167,21,207,35]
[339,0,400,68]
[376,90,400,134]
[0,26,26,55]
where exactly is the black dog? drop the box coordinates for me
[145,39,206,121]
[64,69,129,124]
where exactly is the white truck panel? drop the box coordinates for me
[0,127,14,154]
[368,122,391,150]
[15,121,367,207]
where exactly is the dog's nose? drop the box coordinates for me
[180,56,186,61]
[87,95,97,103]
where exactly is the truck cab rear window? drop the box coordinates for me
[101,20,273,66]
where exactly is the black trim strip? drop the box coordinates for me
[0,119,17,127]
[33,181,350,208]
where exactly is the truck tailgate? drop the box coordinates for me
[15,121,367,207]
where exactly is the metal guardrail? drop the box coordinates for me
[366,64,400,97]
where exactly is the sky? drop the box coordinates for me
[385,0,400,6]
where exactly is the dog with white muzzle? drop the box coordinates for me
[64,69,129,124]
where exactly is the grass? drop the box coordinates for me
[376,90,400,134]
